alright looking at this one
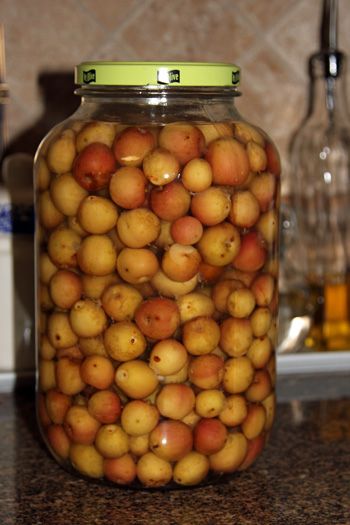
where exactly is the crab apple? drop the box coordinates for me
[117,248,159,285]
[39,190,65,229]
[77,195,118,234]
[150,181,190,221]
[266,355,276,388]
[265,140,281,176]
[198,122,234,145]
[247,336,273,369]
[76,121,116,152]
[101,283,142,321]
[137,452,173,487]
[50,173,88,217]
[242,404,266,440]
[47,424,71,459]
[115,360,158,399]
[227,286,255,318]
[69,299,107,338]
[129,434,149,456]
[158,123,205,165]
[67,216,89,238]
[170,216,203,245]
[195,389,225,418]
[181,410,201,428]
[250,307,272,337]
[221,268,257,287]
[109,166,147,209]
[39,335,56,361]
[64,405,100,445]
[104,321,146,361]
[135,297,180,340]
[233,122,265,147]
[183,316,220,356]
[257,209,278,244]
[80,355,114,390]
[117,208,160,248]
[191,187,231,226]
[48,227,81,268]
[246,140,267,172]
[121,400,159,436]
[70,443,104,478]
[249,172,276,212]
[250,273,274,306]
[197,222,241,267]
[176,292,215,324]
[206,137,250,186]
[229,190,260,228]
[156,384,195,420]
[209,432,248,473]
[47,131,76,174]
[47,312,78,349]
[95,424,129,459]
[36,156,51,191]
[45,389,71,424]
[232,232,266,272]
[154,220,174,249]
[223,356,254,394]
[55,357,85,396]
[238,433,265,470]
[39,253,58,285]
[150,420,193,462]
[79,336,108,357]
[55,345,83,360]
[38,393,51,427]
[151,269,198,298]
[161,244,201,282]
[219,394,248,427]
[161,358,189,385]
[49,269,82,310]
[245,370,272,402]
[113,126,155,167]
[39,283,54,311]
[181,158,213,192]
[73,142,116,191]
[193,418,228,455]
[82,273,119,301]
[173,451,209,486]
[88,390,121,424]
[143,147,180,186]
[188,354,224,389]
[198,261,224,283]
[149,339,188,376]
[104,454,136,485]
[262,392,276,431]
[77,234,117,276]
[220,317,253,357]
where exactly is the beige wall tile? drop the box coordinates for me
[80,0,151,32]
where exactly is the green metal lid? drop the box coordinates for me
[75,61,240,87]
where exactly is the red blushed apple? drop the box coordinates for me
[171,216,203,245]
[193,418,228,455]
[188,354,225,389]
[156,384,195,420]
[159,123,205,165]
[238,434,266,470]
[265,140,281,177]
[135,297,180,340]
[250,273,275,306]
[232,232,267,272]
[150,181,191,222]
[103,454,137,485]
[149,420,193,462]
[245,370,272,402]
[73,142,116,191]
[47,424,71,460]
[198,261,224,283]
[87,390,122,424]
[112,126,155,167]
[206,137,250,186]
[45,389,72,425]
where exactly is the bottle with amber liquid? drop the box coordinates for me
[289,0,350,350]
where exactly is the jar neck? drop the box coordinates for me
[307,51,349,125]
[73,86,242,125]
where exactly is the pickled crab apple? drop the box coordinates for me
[73,142,116,191]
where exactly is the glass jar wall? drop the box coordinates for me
[35,62,280,488]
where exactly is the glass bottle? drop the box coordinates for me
[288,0,350,351]
[34,61,280,488]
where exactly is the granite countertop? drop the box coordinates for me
[0,387,349,525]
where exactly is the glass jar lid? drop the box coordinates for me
[75,61,240,88]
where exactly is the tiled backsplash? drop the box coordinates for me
[2,0,350,178]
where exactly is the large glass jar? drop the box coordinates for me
[34,62,280,488]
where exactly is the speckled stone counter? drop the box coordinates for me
[0,388,349,525]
